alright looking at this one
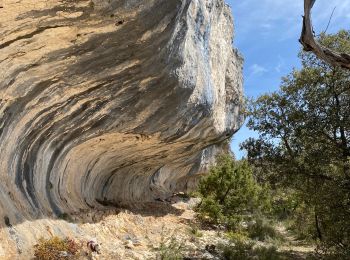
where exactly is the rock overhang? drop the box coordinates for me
[0,0,243,220]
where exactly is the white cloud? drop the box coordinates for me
[250,64,268,75]
[274,55,285,73]
[275,64,282,73]
[260,23,272,29]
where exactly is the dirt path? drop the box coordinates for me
[276,223,315,259]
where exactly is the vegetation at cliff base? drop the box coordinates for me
[195,154,271,231]
[193,30,350,260]
[241,30,350,259]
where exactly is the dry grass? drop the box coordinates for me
[33,236,82,260]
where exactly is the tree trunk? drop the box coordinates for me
[315,211,323,241]
[300,0,350,70]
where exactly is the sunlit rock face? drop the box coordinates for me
[0,0,243,221]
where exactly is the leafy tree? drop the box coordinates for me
[241,30,350,257]
[196,154,271,230]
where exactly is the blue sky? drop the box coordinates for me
[226,0,350,158]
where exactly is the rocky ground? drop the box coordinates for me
[0,197,227,259]
[70,197,228,259]
[0,197,315,259]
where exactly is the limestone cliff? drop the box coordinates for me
[0,0,243,223]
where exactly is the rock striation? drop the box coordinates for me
[0,0,243,223]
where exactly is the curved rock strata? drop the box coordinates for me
[0,0,243,222]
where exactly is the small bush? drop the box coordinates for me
[34,236,81,260]
[196,196,223,225]
[285,202,315,241]
[220,241,281,260]
[247,218,278,241]
[157,237,185,260]
[225,215,245,232]
[315,242,350,260]
[252,245,281,260]
[226,231,249,243]
[58,213,73,222]
[189,224,203,238]
[195,154,271,230]
[220,240,254,260]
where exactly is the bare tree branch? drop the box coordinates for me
[299,0,350,70]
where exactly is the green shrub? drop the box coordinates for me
[252,245,281,260]
[58,213,73,222]
[196,196,223,224]
[196,154,271,230]
[287,202,316,241]
[220,241,281,260]
[270,189,299,220]
[157,237,185,260]
[189,224,203,238]
[220,240,253,260]
[315,241,350,260]
[225,231,249,243]
[247,217,279,241]
[225,215,245,232]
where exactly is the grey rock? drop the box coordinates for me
[0,0,243,218]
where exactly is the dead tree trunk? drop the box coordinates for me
[300,0,350,70]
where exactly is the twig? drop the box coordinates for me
[323,7,336,34]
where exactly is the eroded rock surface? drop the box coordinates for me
[0,0,243,223]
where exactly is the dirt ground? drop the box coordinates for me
[0,197,315,260]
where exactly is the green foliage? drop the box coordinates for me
[33,236,81,260]
[196,154,271,230]
[241,30,350,258]
[157,237,185,260]
[219,241,281,260]
[247,217,279,241]
[58,213,73,222]
[225,231,249,243]
[270,189,299,220]
[197,196,223,224]
[288,201,317,241]
[189,223,203,238]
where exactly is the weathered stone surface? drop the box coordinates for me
[0,0,243,222]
